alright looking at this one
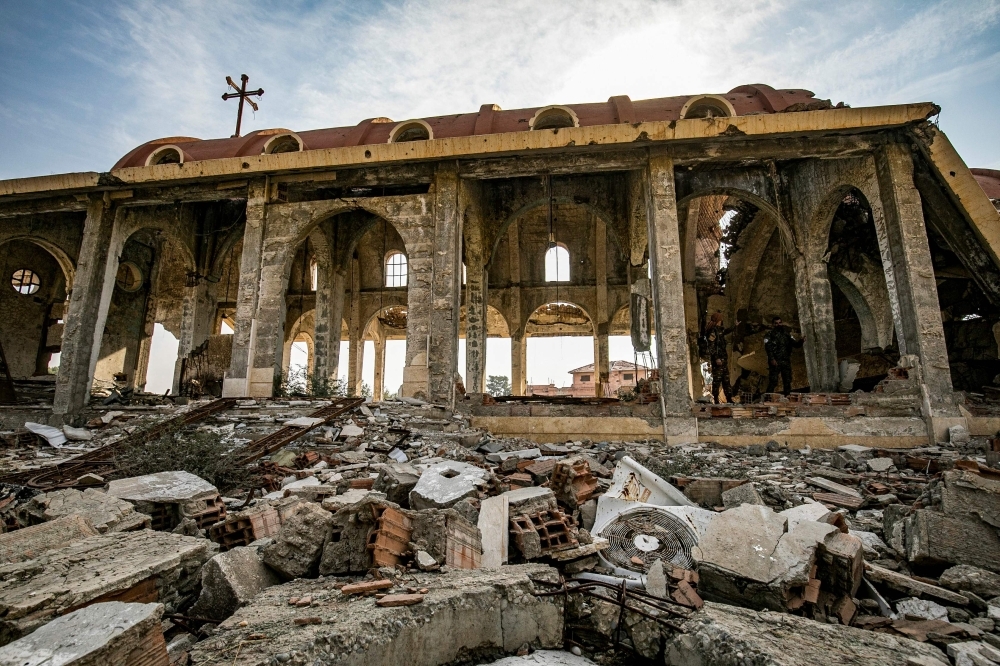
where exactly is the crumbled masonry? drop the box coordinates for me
[3,82,1000,664]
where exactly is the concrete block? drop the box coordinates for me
[373,463,420,507]
[189,547,280,621]
[0,514,98,564]
[949,424,971,445]
[262,501,333,580]
[409,461,489,510]
[0,531,216,645]
[938,470,1000,529]
[191,564,563,666]
[896,597,949,622]
[721,482,764,508]
[0,602,168,666]
[780,502,831,531]
[939,565,1000,599]
[905,509,1000,573]
[478,494,509,569]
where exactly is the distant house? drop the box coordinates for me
[527,360,650,397]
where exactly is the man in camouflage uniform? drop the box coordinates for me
[764,316,803,396]
[704,313,735,404]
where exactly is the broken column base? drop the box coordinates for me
[190,564,563,666]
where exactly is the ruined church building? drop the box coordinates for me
[2,84,1000,447]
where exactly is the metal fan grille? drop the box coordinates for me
[598,507,697,572]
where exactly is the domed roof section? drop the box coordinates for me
[972,168,1000,201]
[112,84,833,169]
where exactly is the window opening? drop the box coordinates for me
[11,269,40,295]
[310,259,318,291]
[545,245,570,282]
[115,262,143,292]
[385,251,407,287]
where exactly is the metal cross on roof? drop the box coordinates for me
[221,74,264,138]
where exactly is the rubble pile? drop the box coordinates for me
[1,395,1000,664]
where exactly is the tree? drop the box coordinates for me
[486,375,511,397]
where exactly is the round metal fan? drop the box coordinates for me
[597,507,697,573]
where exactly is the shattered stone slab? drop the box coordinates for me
[939,565,1000,599]
[0,601,168,666]
[0,531,216,645]
[409,460,489,510]
[904,509,1000,573]
[190,564,563,666]
[938,470,1000,529]
[665,601,948,666]
[0,514,98,564]
[17,488,150,533]
[106,470,218,504]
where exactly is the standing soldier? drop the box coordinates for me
[764,316,803,396]
[731,307,764,399]
[704,313,735,404]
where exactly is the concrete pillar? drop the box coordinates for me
[373,328,386,402]
[223,179,267,397]
[53,195,121,416]
[511,332,527,396]
[134,239,163,391]
[594,212,610,397]
[348,258,361,396]
[312,263,332,388]
[463,181,487,394]
[683,282,704,399]
[874,142,958,436]
[793,255,840,392]
[595,329,610,397]
[644,151,693,416]
[327,270,346,386]
[426,162,462,406]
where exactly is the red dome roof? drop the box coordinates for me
[112,85,827,170]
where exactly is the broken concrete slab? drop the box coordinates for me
[106,470,218,504]
[948,641,1000,666]
[189,564,563,666]
[940,565,1000,599]
[903,509,1000,573]
[478,494,509,569]
[0,514,98,564]
[24,422,67,447]
[62,425,93,442]
[665,601,948,666]
[938,470,1000,529]
[0,530,216,645]
[864,562,970,606]
[409,460,489,510]
[17,488,150,533]
[896,597,950,622]
[189,546,280,621]
[806,476,862,499]
[0,602,168,666]
[721,482,764,508]
[262,501,333,580]
[321,489,386,512]
[779,502,832,531]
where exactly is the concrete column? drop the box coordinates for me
[134,239,163,391]
[644,151,693,416]
[223,179,267,397]
[511,332,527,396]
[683,282,704,399]
[507,220,523,394]
[463,181,487,394]
[793,255,840,392]
[312,263,332,388]
[53,195,121,416]
[595,329,610,397]
[348,258,361,396]
[874,142,958,436]
[594,212,610,396]
[373,328,386,402]
[327,270,346,386]
[426,162,463,406]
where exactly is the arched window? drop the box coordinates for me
[310,259,318,291]
[385,252,408,287]
[263,133,302,154]
[146,146,182,166]
[389,120,432,143]
[545,244,570,282]
[462,262,467,285]
[530,106,578,131]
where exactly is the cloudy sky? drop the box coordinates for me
[3,0,999,390]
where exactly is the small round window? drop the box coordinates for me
[116,262,143,292]
[11,269,40,295]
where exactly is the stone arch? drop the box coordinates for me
[458,304,511,338]
[676,186,795,255]
[829,268,882,350]
[0,236,76,292]
[522,300,596,340]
